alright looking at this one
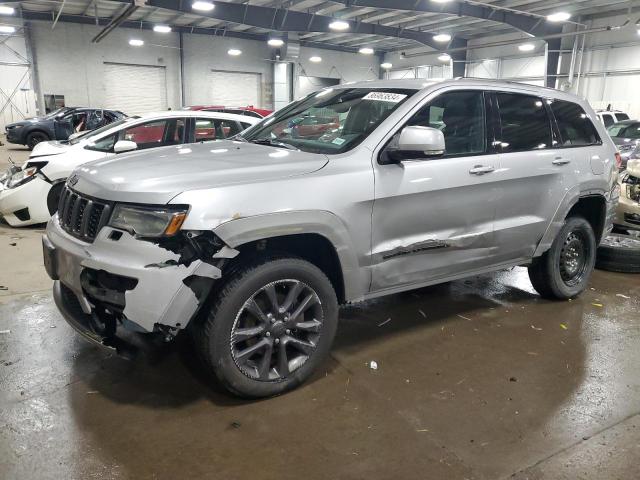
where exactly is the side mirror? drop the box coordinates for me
[113,140,138,154]
[381,126,445,164]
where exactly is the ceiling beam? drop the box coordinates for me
[143,0,449,50]
[330,0,563,37]
[20,10,375,54]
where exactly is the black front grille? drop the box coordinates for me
[58,186,111,242]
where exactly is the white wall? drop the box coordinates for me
[383,14,640,119]
[23,21,380,116]
[30,20,182,115]
[182,34,274,108]
[383,48,453,80]
[0,18,37,130]
[294,46,380,98]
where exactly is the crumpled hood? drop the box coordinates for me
[30,140,70,158]
[70,140,329,204]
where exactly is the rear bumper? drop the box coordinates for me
[0,177,52,226]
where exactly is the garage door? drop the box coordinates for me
[209,70,261,107]
[103,62,167,115]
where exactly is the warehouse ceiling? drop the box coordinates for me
[5,0,638,52]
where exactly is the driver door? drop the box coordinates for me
[370,89,502,292]
[53,113,74,140]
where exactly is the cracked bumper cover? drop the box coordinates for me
[45,214,222,334]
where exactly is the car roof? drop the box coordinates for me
[130,110,258,123]
[334,78,587,103]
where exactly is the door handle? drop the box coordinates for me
[552,157,571,166]
[469,165,495,175]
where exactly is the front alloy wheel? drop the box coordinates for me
[195,257,339,398]
[231,279,323,381]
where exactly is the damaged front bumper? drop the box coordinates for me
[44,214,226,350]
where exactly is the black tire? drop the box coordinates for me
[47,182,65,215]
[194,256,339,398]
[26,131,49,150]
[596,233,640,273]
[528,216,596,299]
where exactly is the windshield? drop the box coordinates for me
[240,88,417,154]
[45,107,72,119]
[68,117,137,145]
[608,123,640,139]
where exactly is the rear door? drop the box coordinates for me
[491,91,577,263]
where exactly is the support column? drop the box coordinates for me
[450,38,467,78]
[545,38,561,89]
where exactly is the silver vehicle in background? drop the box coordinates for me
[43,79,618,398]
[607,120,640,169]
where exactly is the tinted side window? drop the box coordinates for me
[122,119,185,150]
[616,113,629,121]
[622,124,640,139]
[551,100,600,146]
[602,114,614,127]
[194,118,242,141]
[86,133,117,153]
[407,90,486,156]
[496,93,551,152]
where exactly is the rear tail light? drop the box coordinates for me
[615,152,622,170]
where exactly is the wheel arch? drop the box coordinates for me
[212,211,369,303]
[534,188,609,257]
[24,128,51,145]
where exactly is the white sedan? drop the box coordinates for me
[0,110,258,226]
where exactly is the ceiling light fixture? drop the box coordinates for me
[309,56,322,63]
[228,48,242,56]
[192,1,215,11]
[0,25,16,34]
[433,33,451,42]
[359,47,374,54]
[329,20,350,30]
[437,53,451,62]
[431,0,452,3]
[546,12,571,22]
[268,38,284,47]
[129,39,144,47]
[153,25,172,33]
[380,62,393,69]
[0,6,15,15]
[518,43,535,52]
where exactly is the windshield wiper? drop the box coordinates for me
[249,138,299,150]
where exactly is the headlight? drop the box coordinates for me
[109,204,189,237]
[6,166,38,189]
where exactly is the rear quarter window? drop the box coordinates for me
[551,100,600,146]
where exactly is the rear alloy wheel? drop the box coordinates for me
[26,131,49,150]
[195,257,338,398]
[528,216,596,299]
[596,232,640,273]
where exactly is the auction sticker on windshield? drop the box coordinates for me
[363,92,408,103]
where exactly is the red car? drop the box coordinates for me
[184,105,273,119]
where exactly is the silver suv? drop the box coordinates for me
[43,79,619,397]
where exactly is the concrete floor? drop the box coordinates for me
[1,137,640,479]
